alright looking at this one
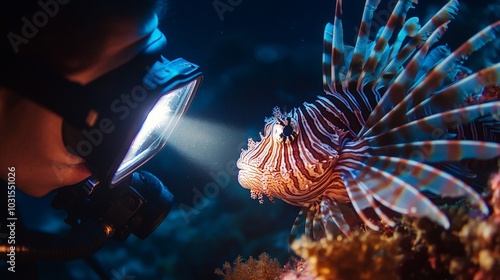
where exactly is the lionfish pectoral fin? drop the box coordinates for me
[364,154,490,214]
[383,17,420,75]
[289,200,351,243]
[344,170,397,230]
[365,102,500,146]
[347,160,450,229]
[320,197,352,239]
[397,20,500,113]
[357,0,462,138]
[289,204,310,247]
[370,140,500,164]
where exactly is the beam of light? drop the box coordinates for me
[164,115,248,171]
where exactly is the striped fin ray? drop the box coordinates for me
[345,0,382,85]
[407,20,500,101]
[363,21,500,138]
[330,0,346,88]
[344,170,382,231]
[350,178,396,227]
[362,155,489,213]
[376,0,460,88]
[359,22,449,137]
[322,1,362,113]
[319,197,351,239]
[357,0,416,89]
[344,169,396,230]
[340,158,449,228]
[305,204,315,238]
[312,210,325,240]
[323,23,335,93]
[411,46,453,88]
[366,102,500,145]
[386,17,420,69]
[289,204,310,246]
[369,140,500,163]
[408,63,500,119]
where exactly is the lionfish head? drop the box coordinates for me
[237,107,301,203]
[237,106,343,205]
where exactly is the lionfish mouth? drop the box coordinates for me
[236,165,261,191]
[237,165,271,203]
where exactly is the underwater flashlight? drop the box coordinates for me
[111,76,200,185]
[0,28,202,188]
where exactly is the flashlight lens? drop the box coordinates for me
[112,79,199,184]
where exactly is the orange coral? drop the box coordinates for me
[214,252,282,280]
[291,233,401,280]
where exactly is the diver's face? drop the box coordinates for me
[0,12,160,196]
[0,88,91,196]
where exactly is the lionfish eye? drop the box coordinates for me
[273,116,299,143]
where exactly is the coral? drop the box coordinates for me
[215,252,282,280]
[290,232,401,280]
[396,210,470,279]
[459,215,500,279]
[286,202,498,280]
[489,171,500,215]
[280,258,315,280]
[466,85,500,104]
[456,169,500,279]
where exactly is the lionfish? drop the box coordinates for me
[237,0,500,241]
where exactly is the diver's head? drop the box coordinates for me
[0,0,201,196]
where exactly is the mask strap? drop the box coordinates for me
[0,54,97,128]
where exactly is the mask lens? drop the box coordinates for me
[112,79,199,184]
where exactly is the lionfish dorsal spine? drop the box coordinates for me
[359,21,500,140]
[346,0,387,115]
[408,63,500,120]
[376,0,460,88]
[385,17,420,71]
[357,0,460,138]
[357,0,417,90]
[358,22,450,139]
[345,0,382,86]
[328,0,345,89]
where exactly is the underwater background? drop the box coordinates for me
[10,0,500,279]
